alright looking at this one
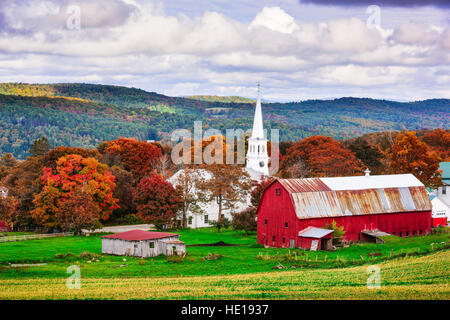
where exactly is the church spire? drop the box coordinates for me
[246,82,269,177]
[251,82,264,139]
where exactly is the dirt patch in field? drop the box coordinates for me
[187,241,240,247]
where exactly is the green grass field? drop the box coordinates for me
[0,227,448,299]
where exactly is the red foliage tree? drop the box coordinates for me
[133,175,182,228]
[281,136,363,177]
[100,138,162,178]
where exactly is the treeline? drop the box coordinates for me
[0,128,447,234]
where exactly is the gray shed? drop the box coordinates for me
[101,229,186,257]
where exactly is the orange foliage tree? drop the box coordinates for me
[100,138,162,177]
[389,131,442,189]
[133,175,182,228]
[32,154,118,232]
[420,128,450,161]
[281,136,363,178]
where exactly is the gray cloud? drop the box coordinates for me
[0,0,137,33]
[300,0,450,8]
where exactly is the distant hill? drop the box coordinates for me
[0,83,448,159]
[186,95,255,103]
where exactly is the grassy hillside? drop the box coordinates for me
[0,83,448,159]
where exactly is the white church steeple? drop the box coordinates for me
[246,82,269,177]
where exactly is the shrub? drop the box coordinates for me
[231,207,257,235]
[166,255,185,263]
[202,253,224,261]
[79,251,100,260]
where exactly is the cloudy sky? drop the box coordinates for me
[0,0,449,101]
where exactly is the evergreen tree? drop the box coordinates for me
[29,136,51,157]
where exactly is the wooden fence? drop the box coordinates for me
[0,232,73,243]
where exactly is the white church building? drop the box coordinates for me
[169,84,270,228]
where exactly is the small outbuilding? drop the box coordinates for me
[297,227,334,250]
[101,229,186,258]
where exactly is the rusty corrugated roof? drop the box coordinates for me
[279,174,432,219]
[278,178,331,193]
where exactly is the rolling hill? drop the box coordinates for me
[0,83,448,159]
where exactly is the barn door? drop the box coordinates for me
[289,239,295,248]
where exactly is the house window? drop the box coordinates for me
[443,186,447,195]
[275,188,281,196]
[264,219,268,225]
[188,216,192,225]
[272,235,276,242]
[204,215,209,223]
[149,242,155,249]
[285,222,288,228]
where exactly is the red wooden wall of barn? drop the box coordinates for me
[257,180,432,248]
[257,180,299,248]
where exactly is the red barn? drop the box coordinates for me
[257,173,432,248]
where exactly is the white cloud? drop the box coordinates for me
[250,6,299,34]
[0,1,448,101]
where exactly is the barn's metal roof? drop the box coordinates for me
[298,227,333,238]
[278,174,432,219]
[102,230,179,241]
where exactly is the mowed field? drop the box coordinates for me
[1,251,449,299]
[0,228,449,299]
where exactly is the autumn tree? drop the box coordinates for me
[56,188,101,234]
[0,153,17,180]
[197,164,251,230]
[250,177,274,208]
[43,146,101,170]
[32,154,118,231]
[0,195,19,228]
[133,175,182,229]
[173,166,207,228]
[29,136,51,157]
[0,153,18,168]
[3,156,45,228]
[109,166,135,221]
[389,131,442,189]
[345,137,387,174]
[281,136,364,178]
[232,207,257,235]
[420,128,450,161]
[100,138,162,178]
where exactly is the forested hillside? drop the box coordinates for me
[0,83,448,159]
